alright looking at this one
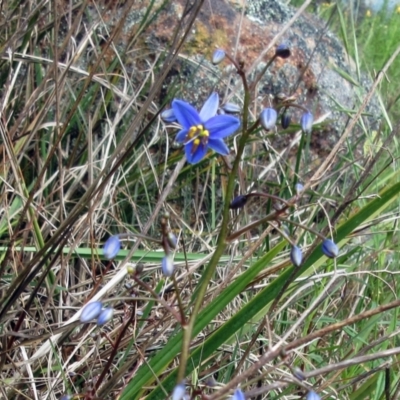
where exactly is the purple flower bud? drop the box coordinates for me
[103,235,121,259]
[260,108,278,130]
[281,113,291,129]
[229,195,248,210]
[59,396,72,400]
[231,389,245,400]
[295,183,304,194]
[212,49,226,65]
[172,382,186,400]
[80,301,103,323]
[222,102,241,113]
[167,232,178,249]
[292,366,306,381]
[300,111,313,133]
[161,255,174,277]
[306,391,321,400]
[97,307,114,326]
[322,239,339,258]
[275,43,291,58]
[290,245,303,267]
[161,108,177,123]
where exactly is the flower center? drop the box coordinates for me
[185,125,209,154]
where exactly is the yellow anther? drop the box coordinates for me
[188,126,197,138]
[202,130,209,137]
[193,138,200,146]
[197,125,203,130]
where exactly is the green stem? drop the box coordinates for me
[177,67,252,382]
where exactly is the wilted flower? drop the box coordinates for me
[80,301,103,323]
[222,102,242,113]
[229,195,248,210]
[97,307,114,326]
[281,113,291,129]
[306,391,321,400]
[290,245,303,267]
[295,182,304,194]
[231,389,245,400]
[275,43,291,58]
[300,111,314,134]
[172,93,240,164]
[212,49,226,65]
[172,381,186,400]
[161,108,177,123]
[103,235,121,259]
[162,255,174,277]
[260,108,278,130]
[322,239,339,258]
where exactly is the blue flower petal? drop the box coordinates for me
[204,115,240,138]
[172,100,202,128]
[208,137,229,155]
[175,128,189,143]
[199,92,219,121]
[185,141,208,164]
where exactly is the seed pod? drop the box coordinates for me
[80,301,103,323]
[260,108,278,130]
[322,239,339,258]
[103,235,121,259]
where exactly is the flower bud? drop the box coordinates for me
[212,49,226,65]
[161,255,174,277]
[322,239,339,258]
[103,235,121,259]
[229,195,248,210]
[80,301,103,323]
[306,391,321,400]
[59,395,72,400]
[161,108,177,123]
[172,382,186,400]
[292,366,306,381]
[167,232,178,249]
[281,113,291,129]
[97,307,114,326]
[275,43,291,58]
[231,389,245,400]
[260,108,278,131]
[222,102,241,113]
[290,245,303,267]
[300,111,313,134]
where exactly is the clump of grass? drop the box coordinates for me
[1,1,400,400]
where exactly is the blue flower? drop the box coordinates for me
[322,239,339,258]
[172,382,186,400]
[172,93,240,164]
